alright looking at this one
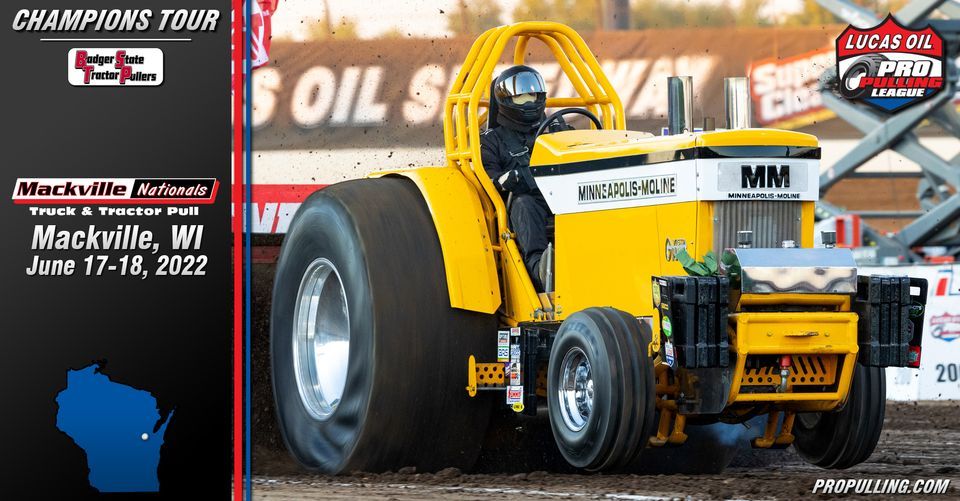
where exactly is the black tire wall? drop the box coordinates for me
[546,307,656,471]
[271,178,495,473]
[793,364,886,469]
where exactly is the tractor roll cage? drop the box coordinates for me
[443,22,626,317]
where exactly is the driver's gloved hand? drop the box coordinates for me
[545,115,572,133]
[496,169,532,194]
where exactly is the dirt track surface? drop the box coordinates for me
[252,401,960,500]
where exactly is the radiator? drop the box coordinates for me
[712,201,802,253]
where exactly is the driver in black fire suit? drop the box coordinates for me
[481,65,568,291]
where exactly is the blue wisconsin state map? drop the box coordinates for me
[55,363,173,493]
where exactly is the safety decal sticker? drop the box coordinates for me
[664,341,676,368]
[509,343,521,385]
[497,330,510,362]
[506,385,523,405]
[510,361,521,386]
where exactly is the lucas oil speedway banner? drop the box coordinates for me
[0,2,231,498]
[252,27,838,152]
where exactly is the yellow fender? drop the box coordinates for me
[370,168,501,314]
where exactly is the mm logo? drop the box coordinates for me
[741,164,790,188]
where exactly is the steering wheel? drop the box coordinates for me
[535,108,602,136]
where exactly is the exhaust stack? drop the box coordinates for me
[667,76,693,135]
[723,77,751,129]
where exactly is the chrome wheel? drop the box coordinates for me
[558,347,594,432]
[293,257,350,421]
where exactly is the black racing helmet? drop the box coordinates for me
[493,65,547,130]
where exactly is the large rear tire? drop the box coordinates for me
[271,177,495,473]
[546,308,656,471]
[793,363,885,469]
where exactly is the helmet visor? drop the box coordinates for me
[494,71,546,100]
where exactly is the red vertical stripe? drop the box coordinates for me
[232,1,244,500]
[936,277,949,296]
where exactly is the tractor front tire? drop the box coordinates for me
[547,308,657,471]
[271,177,494,473]
[793,363,885,469]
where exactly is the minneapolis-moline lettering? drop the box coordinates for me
[578,175,676,203]
[727,192,801,200]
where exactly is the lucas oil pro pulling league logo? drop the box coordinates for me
[836,15,944,112]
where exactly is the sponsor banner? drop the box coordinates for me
[863,264,960,400]
[68,48,163,86]
[748,47,835,128]
[244,184,320,234]
[252,27,960,153]
[252,28,837,150]
[13,178,218,204]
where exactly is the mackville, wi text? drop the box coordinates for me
[31,224,157,252]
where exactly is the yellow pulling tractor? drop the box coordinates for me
[270,22,928,474]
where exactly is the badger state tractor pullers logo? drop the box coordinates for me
[836,15,944,112]
[68,48,163,87]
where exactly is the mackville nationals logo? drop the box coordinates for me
[836,15,945,112]
[12,178,218,204]
[930,313,960,342]
[68,48,164,86]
